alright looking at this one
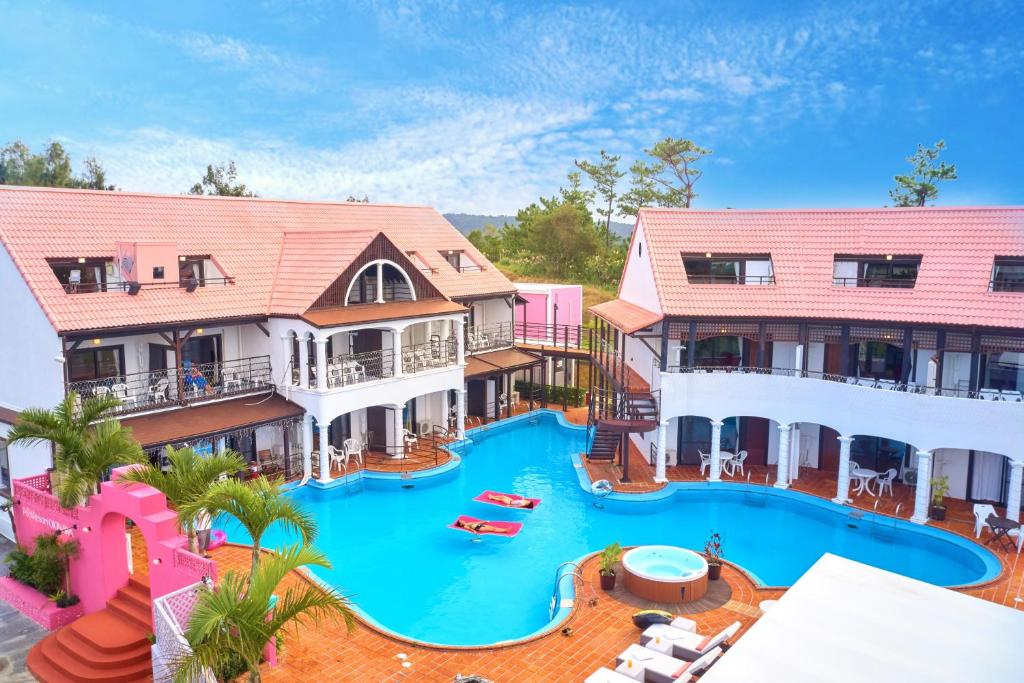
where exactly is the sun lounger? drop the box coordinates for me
[616,643,722,683]
[640,622,698,649]
[651,621,740,662]
[473,490,541,510]
[447,515,523,537]
[584,666,643,682]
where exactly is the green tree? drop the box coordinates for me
[8,392,145,507]
[0,140,115,190]
[177,544,355,683]
[188,161,256,197]
[118,446,246,554]
[889,140,957,207]
[645,137,712,208]
[522,200,599,279]
[559,170,595,208]
[618,160,662,217]
[576,150,625,249]
[184,477,316,578]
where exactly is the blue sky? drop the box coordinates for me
[1,0,1021,214]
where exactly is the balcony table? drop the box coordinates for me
[985,515,1022,552]
[851,467,879,496]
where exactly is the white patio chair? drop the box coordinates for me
[343,437,363,467]
[979,388,1003,401]
[222,368,243,392]
[403,428,418,450]
[731,450,748,477]
[328,445,347,471]
[110,382,133,406]
[876,468,898,497]
[148,378,169,403]
[698,450,712,476]
[973,503,998,538]
[93,385,111,398]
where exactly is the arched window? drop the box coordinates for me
[344,260,417,305]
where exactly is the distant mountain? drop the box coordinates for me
[444,212,635,238]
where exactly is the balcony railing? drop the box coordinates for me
[67,355,273,417]
[512,322,593,350]
[832,276,916,289]
[402,339,458,374]
[61,277,235,294]
[466,322,514,354]
[686,274,775,285]
[325,349,394,388]
[990,278,1024,293]
[662,364,1024,401]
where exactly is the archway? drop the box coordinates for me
[344,259,417,305]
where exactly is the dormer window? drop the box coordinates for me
[991,257,1024,292]
[440,250,483,273]
[682,254,774,284]
[833,255,920,288]
[49,258,114,293]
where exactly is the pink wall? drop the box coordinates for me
[12,467,215,615]
[520,292,548,327]
[551,286,583,327]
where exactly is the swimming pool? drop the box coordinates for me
[222,410,1000,647]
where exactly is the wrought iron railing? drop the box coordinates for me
[402,339,458,373]
[661,364,1024,401]
[325,349,393,388]
[62,277,235,294]
[66,355,273,417]
[466,322,514,353]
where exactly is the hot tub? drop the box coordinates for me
[622,545,709,603]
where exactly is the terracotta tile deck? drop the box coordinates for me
[209,405,1022,682]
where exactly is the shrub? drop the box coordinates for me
[514,381,585,407]
[5,546,35,586]
[4,533,79,600]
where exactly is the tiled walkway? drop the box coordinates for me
[209,544,778,683]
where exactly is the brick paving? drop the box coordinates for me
[200,405,1023,681]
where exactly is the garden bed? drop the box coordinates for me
[0,577,83,630]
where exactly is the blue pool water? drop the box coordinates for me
[223,411,999,646]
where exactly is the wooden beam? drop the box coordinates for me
[157,332,173,346]
[255,322,270,338]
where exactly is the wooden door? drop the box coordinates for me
[738,416,770,466]
[824,343,843,375]
[819,426,840,471]
[365,406,389,450]
[467,379,486,416]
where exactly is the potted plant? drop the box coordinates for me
[930,475,950,521]
[598,542,623,590]
[704,531,724,580]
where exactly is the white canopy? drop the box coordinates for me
[701,553,1024,683]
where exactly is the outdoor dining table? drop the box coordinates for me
[985,514,1021,552]
[851,467,879,496]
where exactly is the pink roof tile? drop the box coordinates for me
[591,299,663,333]
[0,187,515,333]
[637,206,1024,329]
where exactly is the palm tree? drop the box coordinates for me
[8,392,145,507]
[183,476,316,578]
[118,445,246,553]
[175,544,356,683]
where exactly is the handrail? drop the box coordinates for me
[549,561,586,620]
[686,274,775,285]
[832,276,916,288]
[661,364,1024,401]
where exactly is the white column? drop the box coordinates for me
[301,416,313,481]
[774,423,792,489]
[1007,460,1024,522]
[441,391,451,431]
[216,437,227,454]
[457,388,467,439]
[709,420,723,482]
[392,328,404,378]
[281,335,294,385]
[317,421,332,483]
[298,337,310,389]
[794,344,804,377]
[910,450,933,524]
[655,420,669,483]
[315,338,328,390]
[393,406,406,458]
[455,318,466,364]
[375,262,385,303]
[833,435,854,504]
[789,424,801,481]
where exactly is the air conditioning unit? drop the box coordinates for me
[903,468,918,486]
[418,420,432,437]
